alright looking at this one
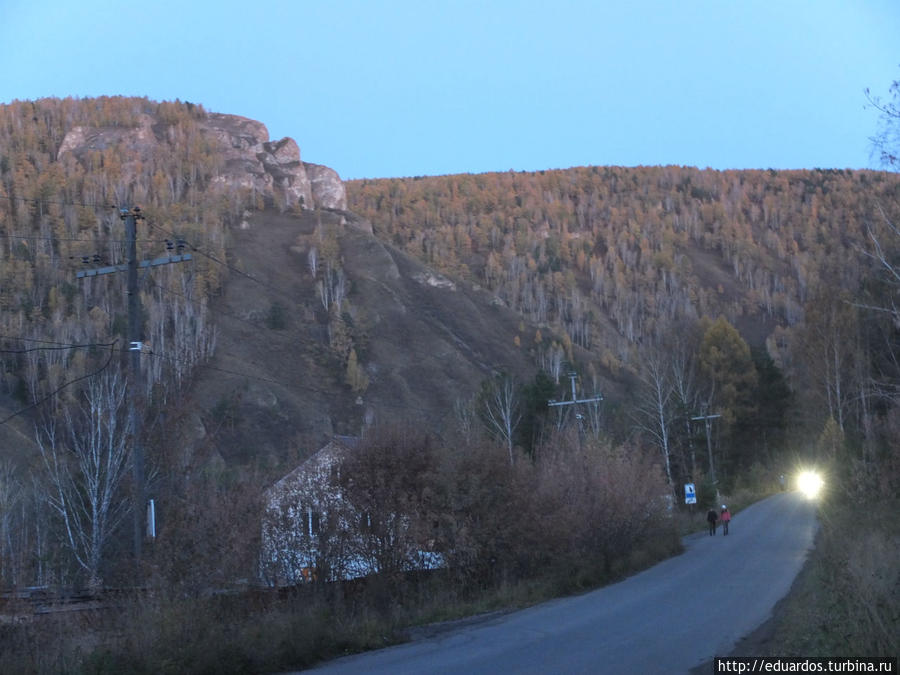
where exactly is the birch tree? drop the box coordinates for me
[307,245,318,278]
[0,462,23,586]
[631,346,675,486]
[671,336,702,478]
[480,375,522,464]
[36,370,131,587]
[453,396,478,444]
[867,76,900,169]
[801,292,860,433]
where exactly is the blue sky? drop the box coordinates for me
[1,0,898,180]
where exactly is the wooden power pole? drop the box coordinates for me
[548,372,603,437]
[691,412,721,484]
[77,206,192,565]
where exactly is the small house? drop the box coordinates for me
[260,436,442,585]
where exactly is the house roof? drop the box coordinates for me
[332,435,359,449]
[266,436,359,497]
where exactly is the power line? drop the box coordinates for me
[144,348,304,390]
[0,335,110,346]
[4,200,453,431]
[146,284,454,427]
[150,274,454,381]
[0,193,118,210]
[142,347,451,427]
[0,340,118,425]
[0,339,117,354]
[148,282,272,332]
[3,194,278,293]
[141,290,454,424]
[0,232,166,244]
[547,372,603,409]
[143,218,285,296]
[691,412,722,484]
[70,205,194,564]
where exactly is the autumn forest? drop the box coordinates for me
[347,162,900,477]
[1,95,899,670]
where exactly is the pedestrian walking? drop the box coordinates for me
[720,505,731,535]
[706,508,718,536]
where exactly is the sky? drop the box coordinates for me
[1,0,898,180]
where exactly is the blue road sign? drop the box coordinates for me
[684,483,697,504]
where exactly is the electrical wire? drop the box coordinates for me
[0,335,110,346]
[1,196,264,285]
[0,193,117,210]
[141,347,451,427]
[148,282,280,335]
[0,340,118,425]
[143,348,296,389]
[143,261,454,427]
[2,202,452,430]
[0,232,166,244]
[143,218,286,297]
[0,338,117,354]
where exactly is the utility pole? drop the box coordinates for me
[548,372,603,437]
[77,206,192,567]
[691,412,721,484]
[125,207,145,565]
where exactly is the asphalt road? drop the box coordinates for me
[302,491,819,675]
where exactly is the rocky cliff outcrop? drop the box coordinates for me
[304,162,346,210]
[57,110,347,211]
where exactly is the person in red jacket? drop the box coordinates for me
[720,505,732,535]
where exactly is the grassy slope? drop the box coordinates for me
[180,207,543,474]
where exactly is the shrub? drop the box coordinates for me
[531,431,676,581]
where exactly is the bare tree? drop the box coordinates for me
[147,274,217,402]
[867,77,900,168]
[630,346,675,486]
[318,259,336,312]
[583,399,604,440]
[671,338,702,478]
[338,427,440,578]
[332,268,347,313]
[0,462,23,587]
[307,245,318,278]
[317,279,330,311]
[481,375,522,464]
[857,208,900,326]
[548,342,565,384]
[36,371,132,587]
[453,396,478,445]
[801,291,861,433]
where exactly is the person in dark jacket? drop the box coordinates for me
[706,508,718,536]
[720,505,732,535]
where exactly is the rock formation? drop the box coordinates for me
[57,110,347,211]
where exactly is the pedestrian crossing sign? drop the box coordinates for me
[684,483,697,504]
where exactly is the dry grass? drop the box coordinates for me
[766,497,900,657]
[0,434,687,674]
[1,535,684,675]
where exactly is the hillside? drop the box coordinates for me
[347,167,900,367]
[3,96,900,473]
[0,97,550,475]
[179,206,538,469]
[3,96,899,672]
